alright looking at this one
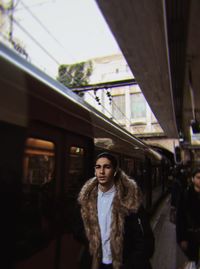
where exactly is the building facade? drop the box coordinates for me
[85,54,164,136]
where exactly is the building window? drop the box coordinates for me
[130,93,146,122]
[112,95,125,121]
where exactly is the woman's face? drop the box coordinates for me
[192,172,200,192]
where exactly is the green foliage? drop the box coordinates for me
[57,61,93,89]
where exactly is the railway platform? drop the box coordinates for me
[151,195,188,269]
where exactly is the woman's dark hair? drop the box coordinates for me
[95,152,118,170]
[192,167,200,178]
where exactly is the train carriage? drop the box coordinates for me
[0,43,171,269]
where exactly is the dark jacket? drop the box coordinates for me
[76,171,154,269]
[176,185,200,262]
[123,206,154,269]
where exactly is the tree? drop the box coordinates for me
[0,0,28,59]
[57,61,93,96]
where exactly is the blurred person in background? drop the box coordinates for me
[176,167,200,265]
[170,164,189,224]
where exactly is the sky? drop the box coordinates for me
[13,0,121,78]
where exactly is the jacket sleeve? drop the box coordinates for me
[123,206,154,269]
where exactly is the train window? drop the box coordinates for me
[63,146,85,232]
[64,145,85,193]
[23,138,55,185]
[69,146,84,175]
[16,138,56,259]
[123,158,135,177]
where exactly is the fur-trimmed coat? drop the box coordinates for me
[77,171,154,269]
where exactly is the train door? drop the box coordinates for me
[59,132,94,269]
[122,156,135,178]
[15,123,63,269]
[0,122,27,269]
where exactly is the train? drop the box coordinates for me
[0,43,173,269]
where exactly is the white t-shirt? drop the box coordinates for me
[97,185,115,264]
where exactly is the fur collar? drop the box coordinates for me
[78,170,142,269]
